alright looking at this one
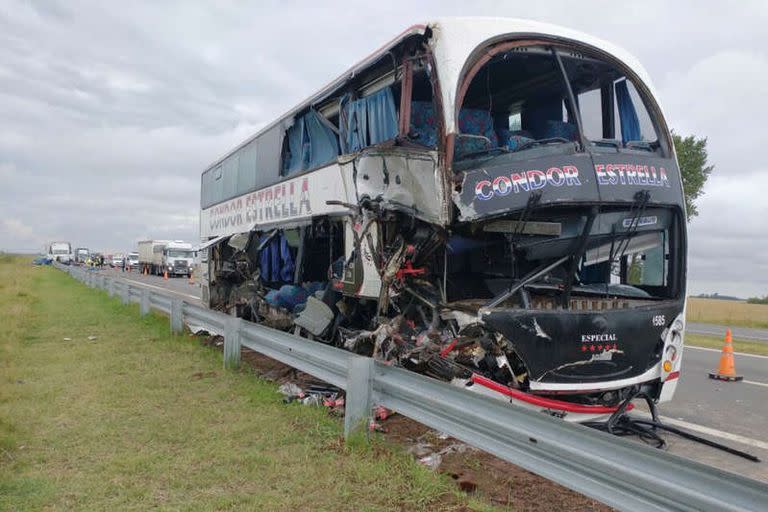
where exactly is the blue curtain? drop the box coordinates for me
[366,87,398,145]
[339,86,398,153]
[259,231,296,283]
[284,117,306,174]
[616,80,641,144]
[340,93,368,153]
[284,110,339,175]
[304,110,339,169]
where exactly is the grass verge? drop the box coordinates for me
[685,333,768,356]
[0,257,477,511]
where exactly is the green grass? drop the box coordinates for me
[685,333,768,356]
[0,257,476,511]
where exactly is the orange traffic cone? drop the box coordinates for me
[708,328,743,381]
[143,266,148,276]
[163,270,169,280]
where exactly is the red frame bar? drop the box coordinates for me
[471,374,634,414]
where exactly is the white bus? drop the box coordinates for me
[198,18,687,422]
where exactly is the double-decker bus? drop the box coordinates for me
[198,18,686,421]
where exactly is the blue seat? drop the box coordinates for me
[542,121,578,141]
[409,101,438,147]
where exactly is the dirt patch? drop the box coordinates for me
[196,333,613,512]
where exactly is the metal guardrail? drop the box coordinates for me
[58,264,768,512]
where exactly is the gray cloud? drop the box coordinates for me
[1,1,766,296]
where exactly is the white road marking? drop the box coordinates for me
[685,345,768,360]
[658,415,768,451]
[744,380,768,389]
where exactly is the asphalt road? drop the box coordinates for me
[687,322,768,342]
[653,346,768,482]
[100,266,203,305]
[96,268,768,481]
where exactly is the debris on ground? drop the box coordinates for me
[199,334,224,348]
[408,432,477,471]
[87,335,97,341]
[196,335,613,511]
[63,337,72,341]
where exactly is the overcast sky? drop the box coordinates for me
[1,1,766,297]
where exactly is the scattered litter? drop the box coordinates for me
[278,381,344,414]
[369,421,388,433]
[300,394,324,407]
[419,453,442,470]
[63,337,72,341]
[408,441,434,458]
[278,383,305,402]
[87,335,97,341]
[16,380,24,385]
[411,432,476,471]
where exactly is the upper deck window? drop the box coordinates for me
[282,110,340,176]
[455,45,662,161]
[559,50,658,149]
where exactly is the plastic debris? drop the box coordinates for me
[63,337,72,341]
[87,335,97,341]
[278,383,305,403]
[419,453,442,470]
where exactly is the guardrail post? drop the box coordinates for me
[121,283,130,305]
[170,298,184,334]
[107,278,115,297]
[344,357,374,441]
[140,288,150,316]
[224,315,243,370]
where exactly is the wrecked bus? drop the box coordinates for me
[199,18,686,422]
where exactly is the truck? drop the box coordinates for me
[111,253,124,269]
[138,240,194,277]
[125,252,140,271]
[74,247,90,265]
[47,241,72,264]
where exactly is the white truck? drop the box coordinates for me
[48,241,72,264]
[138,240,194,277]
[74,247,89,265]
[126,252,140,271]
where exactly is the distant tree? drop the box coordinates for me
[747,295,768,305]
[672,133,714,220]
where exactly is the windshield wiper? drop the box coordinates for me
[609,190,651,265]
[561,206,599,308]
[485,254,571,309]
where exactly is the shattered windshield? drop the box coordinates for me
[455,45,660,162]
[446,206,679,307]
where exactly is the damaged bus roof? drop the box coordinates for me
[201,17,661,175]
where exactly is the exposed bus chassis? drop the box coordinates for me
[205,147,668,421]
